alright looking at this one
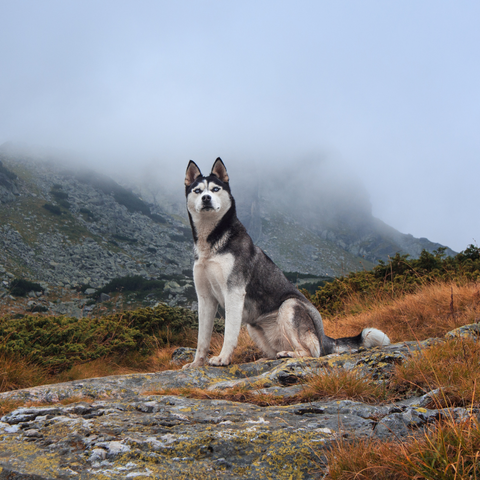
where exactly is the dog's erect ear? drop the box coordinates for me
[210,157,229,183]
[185,161,202,187]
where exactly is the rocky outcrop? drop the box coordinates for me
[1,325,478,479]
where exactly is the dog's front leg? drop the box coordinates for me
[183,294,218,369]
[209,289,245,366]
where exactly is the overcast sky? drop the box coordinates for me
[1,1,479,252]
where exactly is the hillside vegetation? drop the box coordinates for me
[309,245,480,316]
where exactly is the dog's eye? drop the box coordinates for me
[211,187,220,192]
[193,188,202,194]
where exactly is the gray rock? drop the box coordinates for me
[98,292,111,303]
[445,323,480,339]
[171,347,196,364]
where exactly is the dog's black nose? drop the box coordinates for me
[202,195,211,203]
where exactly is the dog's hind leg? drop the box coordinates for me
[274,299,321,359]
[247,323,278,359]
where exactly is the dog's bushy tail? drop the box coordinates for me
[334,328,390,353]
[303,300,390,355]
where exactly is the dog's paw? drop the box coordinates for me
[208,355,231,367]
[276,351,295,359]
[182,359,205,369]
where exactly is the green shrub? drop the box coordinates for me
[51,189,68,200]
[94,275,165,297]
[28,305,49,313]
[0,304,198,373]
[9,278,44,297]
[42,203,62,215]
[75,283,93,293]
[149,213,166,224]
[310,245,480,316]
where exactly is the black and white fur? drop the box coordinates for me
[183,158,390,368]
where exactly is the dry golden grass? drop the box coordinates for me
[323,280,480,343]
[0,347,188,394]
[392,337,480,408]
[209,327,263,364]
[325,416,480,480]
[54,347,188,384]
[0,398,25,417]
[0,396,94,417]
[0,354,48,392]
[54,357,142,383]
[302,368,390,404]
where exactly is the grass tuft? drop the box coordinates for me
[302,368,390,404]
[0,354,48,392]
[325,416,480,480]
[392,336,480,408]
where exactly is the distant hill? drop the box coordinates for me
[0,145,455,307]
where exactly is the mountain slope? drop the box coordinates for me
[0,148,455,301]
[0,153,192,294]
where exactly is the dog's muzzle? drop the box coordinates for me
[201,194,214,210]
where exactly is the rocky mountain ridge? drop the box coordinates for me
[0,147,455,308]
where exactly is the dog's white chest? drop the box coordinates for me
[193,252,235,306]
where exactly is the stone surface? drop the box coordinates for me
[1,328,479,479]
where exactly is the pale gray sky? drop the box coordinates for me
[1,1,479,252]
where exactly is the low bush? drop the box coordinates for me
[42,203,62,215]
[169,234,190,243]
[51,189,68,200]
[94,275,165,297]
[79,207,95,220]
[149,213,166,224]
[58,199,71,210]
[9,278,44,297]
[0,304,198,374]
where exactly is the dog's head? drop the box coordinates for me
[185,158,232,217]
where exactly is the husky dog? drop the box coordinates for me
[183,158,390,368]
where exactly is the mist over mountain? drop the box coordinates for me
[0,144,455,306]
